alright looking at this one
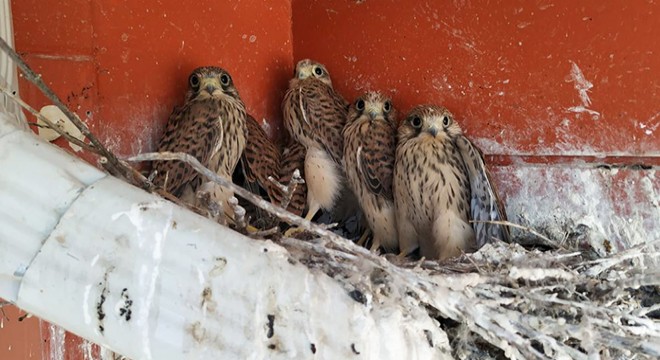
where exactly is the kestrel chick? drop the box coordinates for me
[343,92,398,252]
[282,59,349,222]
[152,66,247,215]
[394,105,509,260]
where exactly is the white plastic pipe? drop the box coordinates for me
[0,114,447,359]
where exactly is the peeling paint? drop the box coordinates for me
[48,324,66,360]
[567,61,600,120]
[493,165,659,253]
[80,340,95,360]
[567,106,600,120]
[639,115,660,136]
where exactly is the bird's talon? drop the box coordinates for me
[283,226,306,238]
[356,229,371,247]
[245,224,259,234]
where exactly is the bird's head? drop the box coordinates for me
[347,91,396,126]
[399,105,462,143]
[186,66,240,101]
[293,59,333,87]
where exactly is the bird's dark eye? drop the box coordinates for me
[314,66,323,76]
[411,116,422,128]
[442,116,450,127]
[189,74,200,89]
[220,74,231,86]
[383,101,391,113]
[355,99,365,111]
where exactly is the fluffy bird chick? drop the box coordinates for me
[394,105,509,261]
[152,66,247,217]
[343,92,398,252]
[282,59,349,223]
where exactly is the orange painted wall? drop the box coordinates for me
[12,0,293,159]
[292,0,660,163]
[0,305,44,359]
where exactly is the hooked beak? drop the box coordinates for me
[297,68,312,79]
[200,78,221,95]
[365,103,381,121]
[428,126,438,137]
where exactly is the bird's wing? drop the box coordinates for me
[284,81,347,164]
[241,114,281,202]
[456,136,510,246]
[356,124,396,200]
[152,99,222,196]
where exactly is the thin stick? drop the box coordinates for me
[282,169,303,211]
[128,152,345,242]
[0,85,96,152]
[471,219,562,249]
[249,226,280,238]
[268,168,304,211]
[0,37,125,178]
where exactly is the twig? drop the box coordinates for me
[248,226,280,238]
[0,85,96,152]
[268,168,304,211]
[228,196,248,231]
[0,37,133,181]
[636,303,660,317]
[156,188,199,213]
[464,253,484,274]
[128,152,346,242]
[581,240,660,276]
[472,219,562,250]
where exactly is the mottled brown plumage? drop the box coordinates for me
[343,92,398,251]
[394,105,508,261]
[276,139,307,216]
[152,66,247,211]
[282,59,349,221]
[241,114,280,202]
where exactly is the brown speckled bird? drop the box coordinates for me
[152,66,247,214]
[343,92,398,252]
[276,139,308,216]
[241,114,281,202]
[394,105,509,261]
[282,59,349,223]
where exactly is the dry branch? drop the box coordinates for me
[128,152,348,242]
[0,37,146,187]
[473,219,562,250]
[268,169,304,211]
[0,85,96,152]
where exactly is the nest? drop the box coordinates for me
[274,228,660,359]
[2,38,659,359]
